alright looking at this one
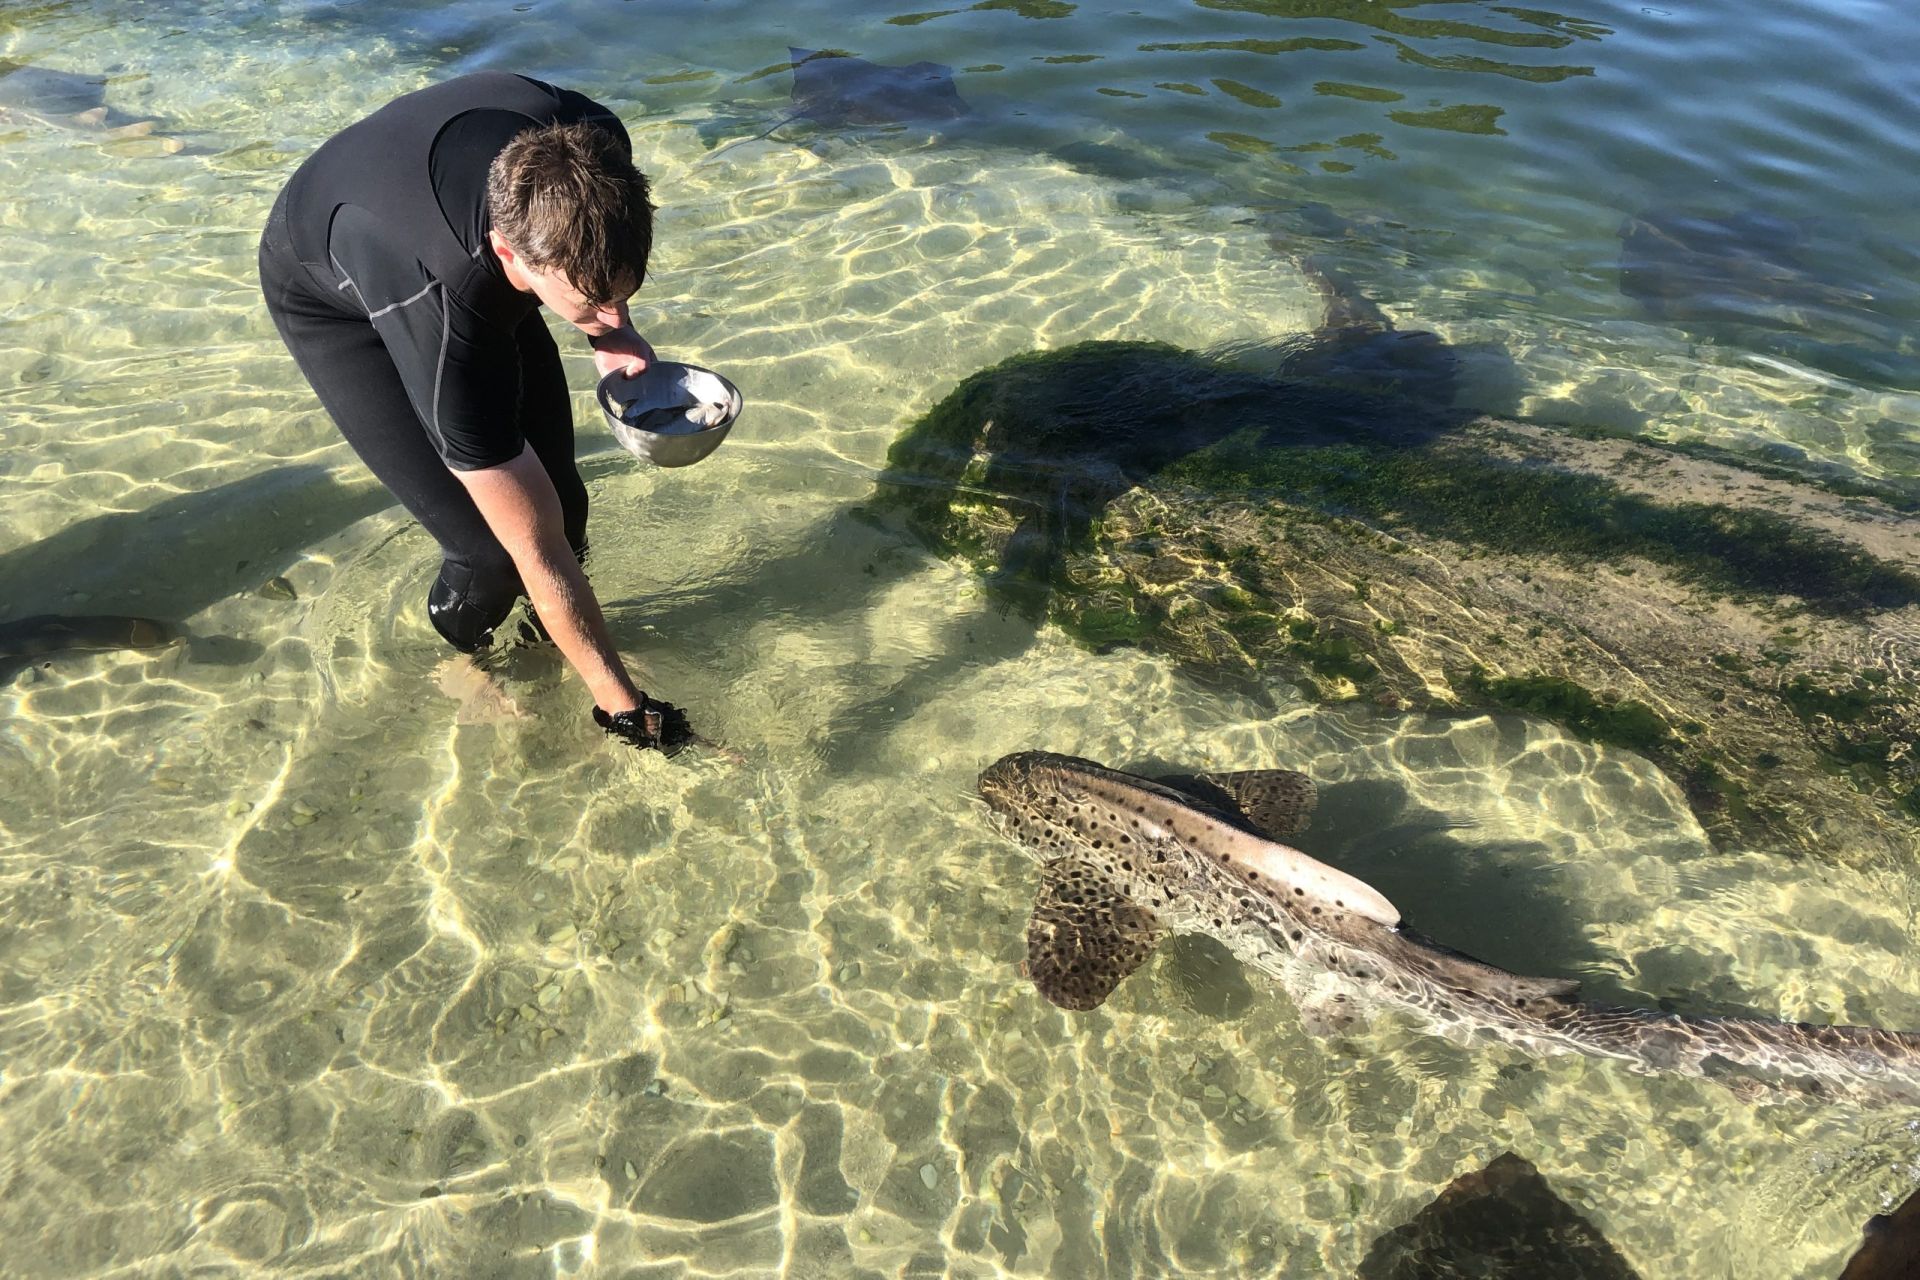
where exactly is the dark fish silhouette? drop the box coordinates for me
[711,48,970,156]
[0,614,175,679]
[787,47,967,129]
[1620,208,1871,326]
[0,61,181,151]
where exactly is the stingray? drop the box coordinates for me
[710,47,970,156]
[1619,208,1873,326]
[1618,207,1920,391]
[0,60,181,151]
[788,47,967,128]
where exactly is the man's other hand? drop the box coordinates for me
[590,324,656,379]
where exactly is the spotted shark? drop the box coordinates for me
[977,751,1920,1106]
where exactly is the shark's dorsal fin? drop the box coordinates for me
[1026,857,1164,1011]
[1156,768,1318,839]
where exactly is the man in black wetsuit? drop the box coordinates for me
[259,72,685,751]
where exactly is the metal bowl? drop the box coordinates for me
[596,361,743,468]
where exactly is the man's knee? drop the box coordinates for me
[426,556,521,653]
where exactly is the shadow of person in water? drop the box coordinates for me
[0,465,395,679]
[877,315,1472,619]
[600,259,1525,766]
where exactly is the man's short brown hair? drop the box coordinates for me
[486,121,653,306]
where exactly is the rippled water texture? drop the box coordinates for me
[2,1,1918,1276]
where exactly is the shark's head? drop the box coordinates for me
[976,750,1040,811]
[976,751,1072,857]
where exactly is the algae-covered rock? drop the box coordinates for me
[1358,1152,1642,1279]
[868,339,1920,866]
[1840,1185,1920,1280]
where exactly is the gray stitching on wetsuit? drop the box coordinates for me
[329,253,368,310]
[365,280,438,320]
[428,288,453,455]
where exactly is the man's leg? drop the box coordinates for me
[259,215,524,653]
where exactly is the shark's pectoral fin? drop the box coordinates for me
[1026,858,1163,1012]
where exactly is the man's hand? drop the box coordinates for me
[595,697,694,756]
[590,323,656,380]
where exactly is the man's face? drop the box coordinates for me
[488,230,636,335]
[520,262,637,335]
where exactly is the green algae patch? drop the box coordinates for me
[1777,672,1918,809]
[1314,81,1406,103]
[1213,78,1283,109]
[1166,438,1920,615]
[1062,600,1158,651]
[1388,104,1507,135]
[1288,622,1377,687]
[1460,670,1672,755]
[1781,673,1886,724]
[1682,758,1756,826]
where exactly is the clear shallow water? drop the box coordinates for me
[2,1,1918,1276]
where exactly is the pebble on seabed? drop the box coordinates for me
[920,1163,939,1190]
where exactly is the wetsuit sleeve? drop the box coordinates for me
[328,206,526,471]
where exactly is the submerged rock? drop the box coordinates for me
[631,1129,779,1223]
[867,339,1920,866]
[1839,1186,1920,1280]
[1357,1152,1641,1279]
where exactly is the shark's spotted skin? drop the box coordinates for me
[981,751,1399,927]
[1028,860,1162,1011]
[1158,768,1318,838]
[978,750,1920,1105]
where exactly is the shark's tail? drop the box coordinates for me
[1531,1001,1920,1106]
[1363,923,1920,1105]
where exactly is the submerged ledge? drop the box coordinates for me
[868,340,1920,865]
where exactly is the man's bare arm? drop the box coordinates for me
[452,447,643,716]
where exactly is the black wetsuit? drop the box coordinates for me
[258,72,628,650]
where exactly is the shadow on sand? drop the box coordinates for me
[605,300,1521,770]
[0,465,393,677]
